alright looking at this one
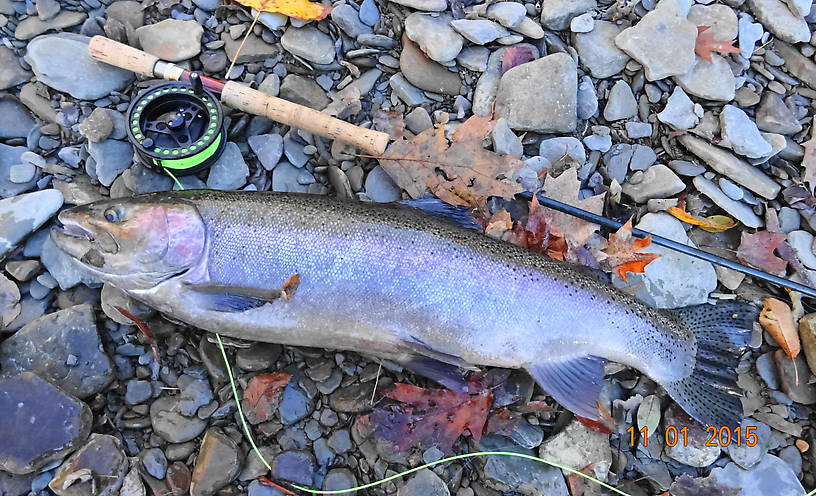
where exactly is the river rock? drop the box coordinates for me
[223,33,278,64]
[0,189,63,259]
[389,0,446,11]
[712,455,805,494]
[613,213,717,307]
[399,469,449,496]
[190,429,243,496]
[693,176,762,228]
[603,80,637,121]
[0,372,91,474]
[450,19,510,44]
[487,2,527,27]
[678,134,780,199]
[495,53,576,132]
[720,105,773,158]
[0,97,35,140]
[25,33,133,100]
[150,395,208,443]
[538,420,612,481]
[88,139,133,187]
[622,164,685,202]
[572,21,628,78]
[49,434,128,496]
[207,142,248,190]
[0,304,112,399]
[457,46,490,72]
[540,0,596,30]
[614,0,698,81]
[279,74,331,110]
[745,0,810,43]
[675,54,735,102]
[281,26,335,65]
[399,36,460,95]
[136,19,202,61]
[663,405,721,467]
[248,134,284,171]
[15,10,85,40]
[687,4,738,40]
[774,350,816,404]
[0,47,31,90]
[658,86,698,130]
[755,92,802,135]
[331,3,371,38]
[106,1,144,28]
[404,13,463,63]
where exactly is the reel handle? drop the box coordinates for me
[221,82,390,155]
[88,36,160,78]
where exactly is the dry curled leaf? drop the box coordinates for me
[242,372,292,424]
[378,115,524,202]
[598,218,660,282]
[666,205,737,232]
[759,298,801,360]
[233,0,332,20]
[695,26,741,62]
[736,230,788,276]
[540,168,605,247]
[484,209,513,239]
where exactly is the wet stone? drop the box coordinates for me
[272,451,315,486]
[167,461,191,495]
[236,342,282,371]
[281,26,335,65]
[278,382,314,424]
[323,468,357,493]
[150,395,208,443]
[0,189,63,259]
[329,382,375,413]
[0,372,91,474]
[141,448,168,480]
[126,380,153,405]
[399,468,450,496]
[190,429,243,496]
[49,434,128,496]
[0,304,113,399]
[327,429,353,453]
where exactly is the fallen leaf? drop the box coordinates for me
[695,26,741,62]
[515,400,553,414]
[500,46,535,74]
[539,168,605,247]
[524,195,569,260]
[598,218,660,281]
[802,119,816,193]
[759,298,801,360]
[242,372,292,425]
[484,408,521,436]
[363,382,492,453]
[666,205,737,232]
[115,306,160,365]
[736,231,788,276]
[636,394,661,438]
[233,0,332,20]
[485,209,513,239]
[378,115,525,201]
[372,110,405,140]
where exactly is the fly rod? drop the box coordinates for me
[529,192,816,299]
[86,36,390,156]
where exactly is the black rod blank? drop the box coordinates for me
[533,193,816,299]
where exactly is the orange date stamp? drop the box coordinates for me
[626,425,759,448]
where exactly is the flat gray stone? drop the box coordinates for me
[480,435,568,496]
[495,53,576,132]
[136,19,203,62]
[331,3,371,38]
[622,164,685,202]
[613,213,717,308]
[450,19,510,44]
[712,456,804,494]
[281,26,335,65]
[0,47,31,90]
[388,0,446,10]
[693,176,762,228]
[404,13,463,63]
[0,304,113,399]
[487,2,528,28]
[603,80,637,121]
[540,0,596,30]
[657,86,698,130]
[756,92,803,135]
[456,46,490,72]
[0,189,62,259]
[687,4,738,40]
[614,0,698,81]
[0,372,91,474]
[279,74,331,110]
[675,54,735,102]
[207,142,248,190]
[25,33,133,100]
[398,469,449,496]
[572,21,628,78]
[538,420,612,481]
[399,36,461,95]
[88,139,133,187]
[745,0,810,43]
[0,96,36,139]
[150,395,208,443]
[14,10,85,40]
[365,166,401,202]
[720,104,773,158]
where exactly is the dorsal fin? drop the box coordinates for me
[399,198,482,230]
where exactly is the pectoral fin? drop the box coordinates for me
[527,355,606,419]
[186,275,301,312]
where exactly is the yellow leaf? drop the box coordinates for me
[759,297,801,360]
[234,0,332,20]
[666,206,736,232]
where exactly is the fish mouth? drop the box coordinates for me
[51,211,114,260]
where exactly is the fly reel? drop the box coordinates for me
[126,80,226,176]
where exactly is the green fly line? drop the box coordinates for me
[177,175,814,496]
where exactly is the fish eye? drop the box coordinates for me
[104,206,124,223]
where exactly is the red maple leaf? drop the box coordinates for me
[736,230,788,276]
[695,26,741,62]
[242,372,292,425]
[362,382,493,453]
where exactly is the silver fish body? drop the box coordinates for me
[52,190,756,427]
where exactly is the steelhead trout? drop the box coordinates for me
[51,190,756,427]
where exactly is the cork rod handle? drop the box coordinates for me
[88,35,159,77]
[221,82,390,156]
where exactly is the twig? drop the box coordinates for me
[225,10,261,83]
[370,360,382,406]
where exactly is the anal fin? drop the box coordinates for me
[527,355,606,419]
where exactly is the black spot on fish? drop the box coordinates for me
[81,248,105,268]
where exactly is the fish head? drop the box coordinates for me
[51,197,206,290]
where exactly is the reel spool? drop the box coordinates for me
[126,80,226,176]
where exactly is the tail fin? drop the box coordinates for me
[662,301,758,428]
